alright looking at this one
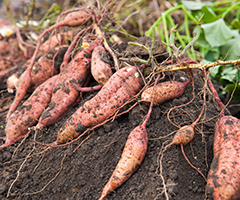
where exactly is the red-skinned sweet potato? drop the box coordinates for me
[56,65,145,144]
[141,80,189,106]
[36,39,101,129]
[206,115,240,200]
[1,75,58,150]
[91,44,113,85]
[99,124,148,200]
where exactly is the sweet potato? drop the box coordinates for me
[6,46,68,121]
[99,124,148,200]
[206,116,240,200]
[166,125,195,148]
[36,39,101,129]
[91,44,113,85]
[61,9,92,27]
[0,75,58,150]
[141,80,189,106]
[56,65,145,144]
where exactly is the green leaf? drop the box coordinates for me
[201,18,234,47]
[181,0,204,10]
[230,18,240,31]
[225,83,240,100]
[220,67,238,83]
[205,48,220,62]
[196,30,211,48]
[220,36,240,60]
[209,65,222,80]
[53,4,62,13]
[201,6,217,23]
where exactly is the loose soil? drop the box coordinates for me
[0,64,221,199]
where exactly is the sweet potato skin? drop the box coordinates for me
[91,45,113,85]
[1,75,58,149]
[206,116,240,200]
[141,81,187,106]
[36,40,100,128]
[99,124,148,200]
[57,65,144,144]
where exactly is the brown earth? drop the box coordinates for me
[0,61,221,200]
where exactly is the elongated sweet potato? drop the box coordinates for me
[141,80,189,106]
[99,124,148,200]
[56,65,145,144]
[206,116,240,200]
[91,44,113,85]
[0,75,58,149]
[6,46,68,121]
[36,39,101,129]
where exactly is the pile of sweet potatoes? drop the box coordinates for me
[1,3,240,200]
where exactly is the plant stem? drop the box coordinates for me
[3,0,15,24]
[221,1,240,19]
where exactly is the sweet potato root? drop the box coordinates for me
[166,125,195,148]
[61,9,92,27]
[1,75,58,150]
[141,80,189,106]
[56,65,145,144]
[99,124,148,200]
[36,39,101,129]
[6,46,68,121]
[206,116,240,200]
[91,44,113,85]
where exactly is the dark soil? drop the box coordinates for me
[0,65,221,199]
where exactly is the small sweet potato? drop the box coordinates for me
[141,80,189,106]
[206,116,240,200]
[1,75,58,149]
[56,65,145,144]
[91,44,113,85]
[165,125,195,148]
